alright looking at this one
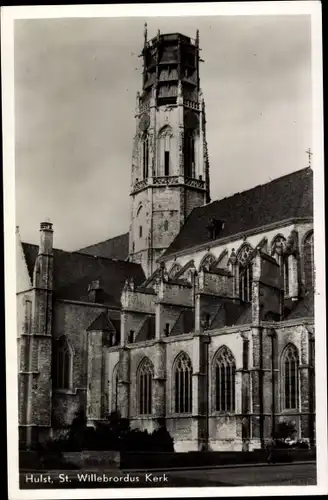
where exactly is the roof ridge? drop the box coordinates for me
[71,250,135,265]
[77,232,129,251]
[22,242,39,249]
[22,241,139,266]
[204,167,312,209]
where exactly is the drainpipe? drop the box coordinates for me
[204,333,210,451]
[267,328,276,440]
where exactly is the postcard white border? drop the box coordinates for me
[2,2,326,499]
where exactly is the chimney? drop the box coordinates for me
[39,220,53,255]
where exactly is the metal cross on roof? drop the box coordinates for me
[306,148,313,168]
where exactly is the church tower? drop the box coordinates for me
[129,27,210,277]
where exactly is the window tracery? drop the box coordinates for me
[138,358,154,415]
[214,346,236,412]
[281,344,299,410]
[174,352,192,414]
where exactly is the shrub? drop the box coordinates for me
[36,412,175,453]
[293,439,310,449]
[151,424,174,452]
[276,420,297,441]
[273,438,291,449]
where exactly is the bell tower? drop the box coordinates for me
[129,26,210,277]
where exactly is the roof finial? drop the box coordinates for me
[144,22,148,44]
[157,28,160,40]
[306,148,313,168]
[196,29,199,47]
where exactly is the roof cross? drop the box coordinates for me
[306,148,313,168]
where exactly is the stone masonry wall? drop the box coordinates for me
[52,300,119,427]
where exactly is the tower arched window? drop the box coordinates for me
[214,346,236,412]
[281,344,299,410]
[304,231,314,289]
[138,357,154,415]
[238,245,253,302]
[184,130,195,178]
[158,126,173,177]
[111,363,120,412]
[142,133,149,180]
[174,352,192,414]
[53,336,73,390]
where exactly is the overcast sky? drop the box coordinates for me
[14,15,312,251]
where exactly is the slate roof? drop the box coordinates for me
[21,242,145,307]
[210,300,252,329]
[135,315,156,342]
[162,167,313,259]
[87,312,117,332]
[170,309,194,336]
[285,291,314,320]
[77,232,129,260]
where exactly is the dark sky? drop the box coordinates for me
[14,15,312,251]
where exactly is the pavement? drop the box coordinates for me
[168,462,317,487]
[19,462,317,488]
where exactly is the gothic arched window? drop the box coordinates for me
[142,133,149,180]
[174,352,192,414]
[138,357,154,415]
[53,336,73,390]
[111,363,120,412]
[169,263,182,279]
[184,130,195,178]
[304,231,314,289]
[158,126,173,176]
[282,344,299,410]
[199,252,216,272]
[238,245,253,302]
[214,346,236,412]
[271,235,289,295]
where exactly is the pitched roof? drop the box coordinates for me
[162,167,313,259]
[87,312,117,332]
[210,300,252,329]
[77,232,129,260]
[21,242,145,307]
[285,291,314,320]
[170,309,194,336]
[135,315,156,342]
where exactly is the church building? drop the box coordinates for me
[16,29,315,452]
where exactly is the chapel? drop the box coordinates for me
[17,29,315,451]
